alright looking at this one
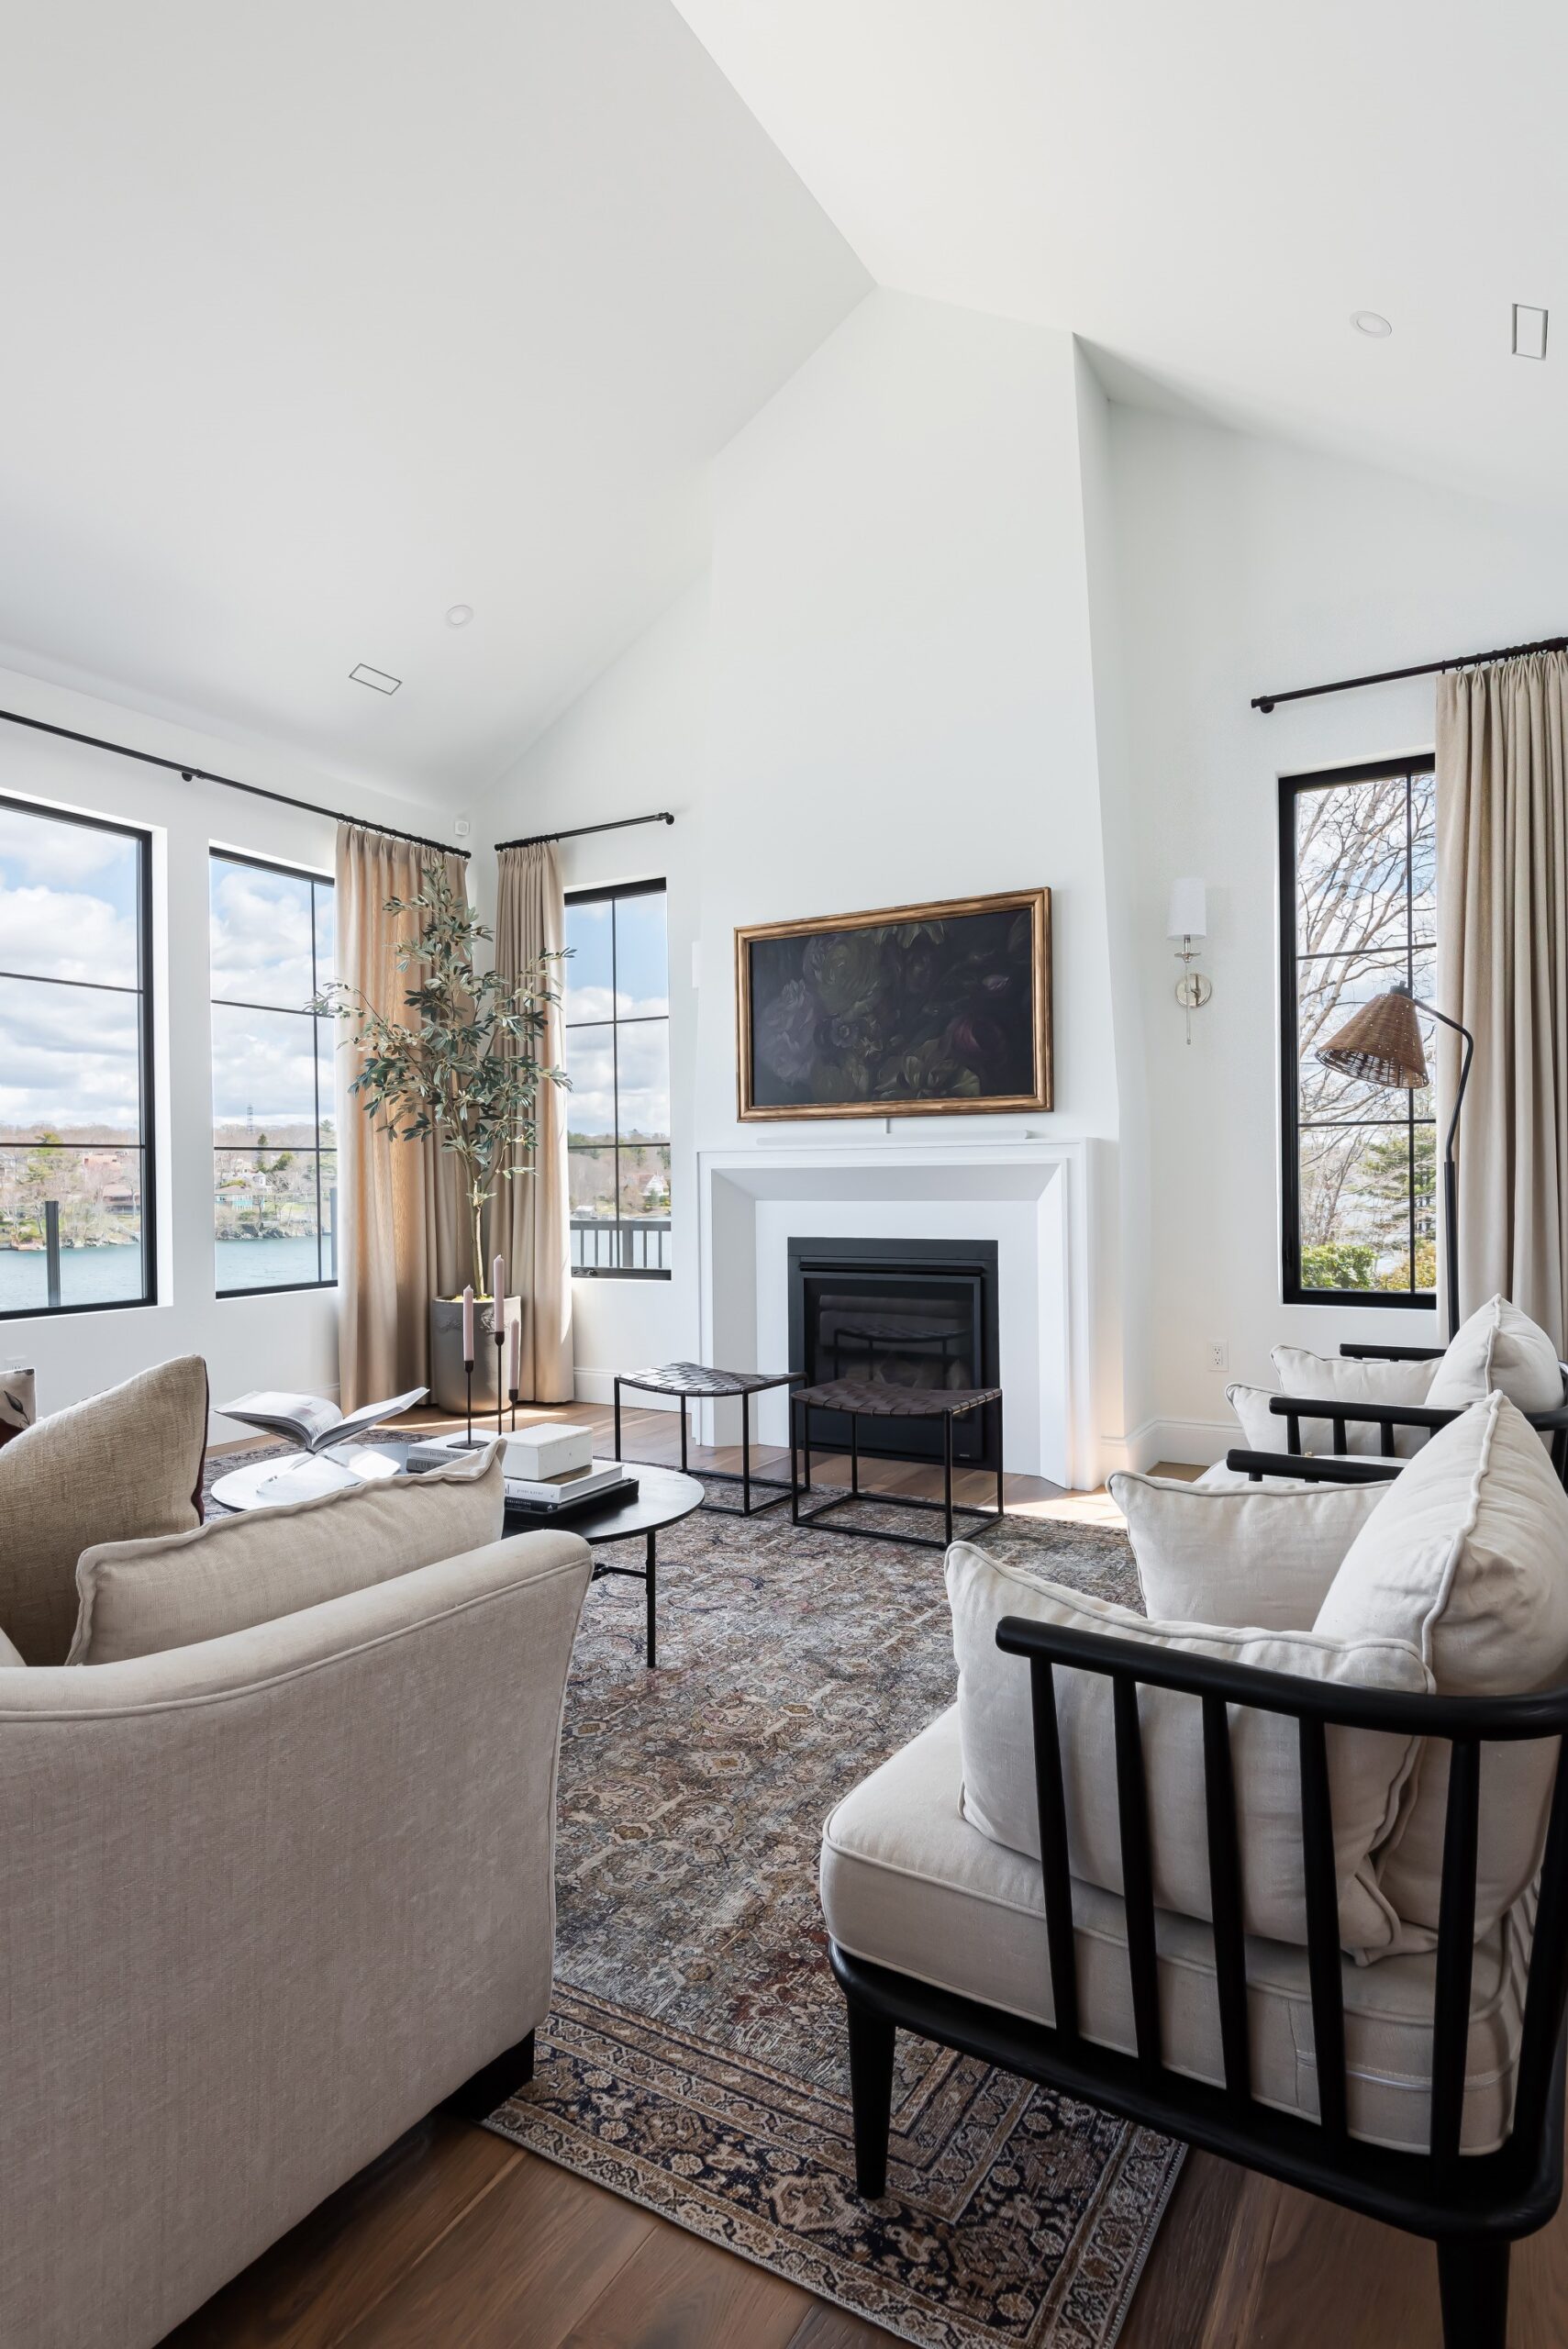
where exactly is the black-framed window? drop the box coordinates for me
[564,880,670,1278]
[1280,756,1437,1308]
[210,850,337,1295]
[0,793,156,1319]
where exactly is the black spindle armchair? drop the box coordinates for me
[830,1617,1568,2349]
[1226,1339,1568,1490]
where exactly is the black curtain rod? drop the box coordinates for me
[1252,631,1568,713]
[495,809,675,852]
[0,703,470,861]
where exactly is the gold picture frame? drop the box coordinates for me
[735,886,1052,1121]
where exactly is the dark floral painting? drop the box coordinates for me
[737,888,1051,1119]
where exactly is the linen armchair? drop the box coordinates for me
[820,1397,1568,2349]
[1,1528,592,2349]
[1228,1338,1568,1488]
[1222,1297,1568,1490]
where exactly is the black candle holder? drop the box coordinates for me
[463,1355,474,1451]
[507,1383,519,1433]
[494,1323,506,1442]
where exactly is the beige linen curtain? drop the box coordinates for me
[1436,651,1568,1347]
[495,842,573,1401]
[335,826,469,1408]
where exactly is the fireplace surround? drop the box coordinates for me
[788,1237,1000,1466]
[695,1137,1092,1489]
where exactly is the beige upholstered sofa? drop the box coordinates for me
[1,1524,592,2349]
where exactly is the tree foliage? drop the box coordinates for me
[1294,773,1437,1295]
[315,863,569,1293]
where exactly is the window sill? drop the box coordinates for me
[1283,1289,1438,1311]
[217,1280,339,1299]
[572,1268,672,1283]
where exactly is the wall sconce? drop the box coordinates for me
[1167,878,1211,1043]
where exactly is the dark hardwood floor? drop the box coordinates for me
[178,1408,1568,2346]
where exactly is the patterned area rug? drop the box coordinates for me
[477,1483,1184,2349]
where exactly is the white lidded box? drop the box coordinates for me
[504,1421,595,1480]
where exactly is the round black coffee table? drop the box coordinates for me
[505,1462,703,1669]
[212,1439,701,1670]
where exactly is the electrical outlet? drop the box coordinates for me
[1207,1340,1229,1375]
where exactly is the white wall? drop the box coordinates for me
[475,300,1568,1480]
[1109,405,1568,1456]
[471,582,710,1398]
[479,292,1138,1461]
[0,662,457,1429]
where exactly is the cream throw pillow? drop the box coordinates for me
[1229,1352,1439,1462]
[0,1622,24,1667]
[0,1355,207,1664]
[1426,1295,1562,1414]
[1272,1345,1440,1457]
[947,1542,1427,1954]
[1110,1469,1387,1631]
[1314,1395,1568,1947]
[69,1442,506,1664]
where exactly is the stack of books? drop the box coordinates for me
[404,1425,638,1516]
[503,1460,639,1514]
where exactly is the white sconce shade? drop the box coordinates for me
[1166,878,1207,941]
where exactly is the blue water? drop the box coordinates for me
[217,1237,332,1292]
[0,1236,335,1317]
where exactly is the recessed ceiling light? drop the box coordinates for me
[1513,304,1549,360]
[1351,310,1393,338]
[350,663,401,695]
[446,604,474,628]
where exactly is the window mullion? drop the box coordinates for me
[0,795,155,1319]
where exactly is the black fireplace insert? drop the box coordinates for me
[787,1237,1000,1467]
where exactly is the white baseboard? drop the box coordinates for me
[1140,1416,1234,1470]
[573,1369,681,1412]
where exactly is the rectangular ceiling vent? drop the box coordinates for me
[1513,304,1549,361]
[350,662,401,695]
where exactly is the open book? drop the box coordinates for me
[217,1387,428,1453]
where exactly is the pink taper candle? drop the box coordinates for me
[492,1252,506,1308]
[461,1283,474,1361]
[507,1312,520,1394]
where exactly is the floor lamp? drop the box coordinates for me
[1316,981,1474,1336]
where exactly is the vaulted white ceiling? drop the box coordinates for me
[9,5,1562,807]
[0,3,866,797]
[674,0,1568,514]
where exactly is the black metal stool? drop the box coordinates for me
[790,1380,1005,1549]
[612,1363,805,1515]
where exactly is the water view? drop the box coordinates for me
[0,1234,334,1318]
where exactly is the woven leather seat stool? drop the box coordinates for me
[790,1380,1005,1549]
[613,1362,805,1515]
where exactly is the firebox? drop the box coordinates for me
[786,1237,1000,1467]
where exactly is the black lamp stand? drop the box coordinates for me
[1407,990,1474,1339]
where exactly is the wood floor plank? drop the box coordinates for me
[1245,2187,1438,2349]
[395,1397,1073,1511]
[553,2218,817,2349]
[331,2150,653,2349]
[784,2299,905,2347]
[1514,2202,1568,2349]
[1118,2153,1272,2349]
[162,2114,519,2349]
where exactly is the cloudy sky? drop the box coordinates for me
[3,816,673,1149]
[209,856,334,1135]
[562,893,670,1138]
[0,800,144,1136]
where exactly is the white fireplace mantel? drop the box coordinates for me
[695,1135,1096,1490]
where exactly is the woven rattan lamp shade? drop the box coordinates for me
[1317,988,1429,1088]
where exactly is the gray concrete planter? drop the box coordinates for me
[429,1294,523,1415]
